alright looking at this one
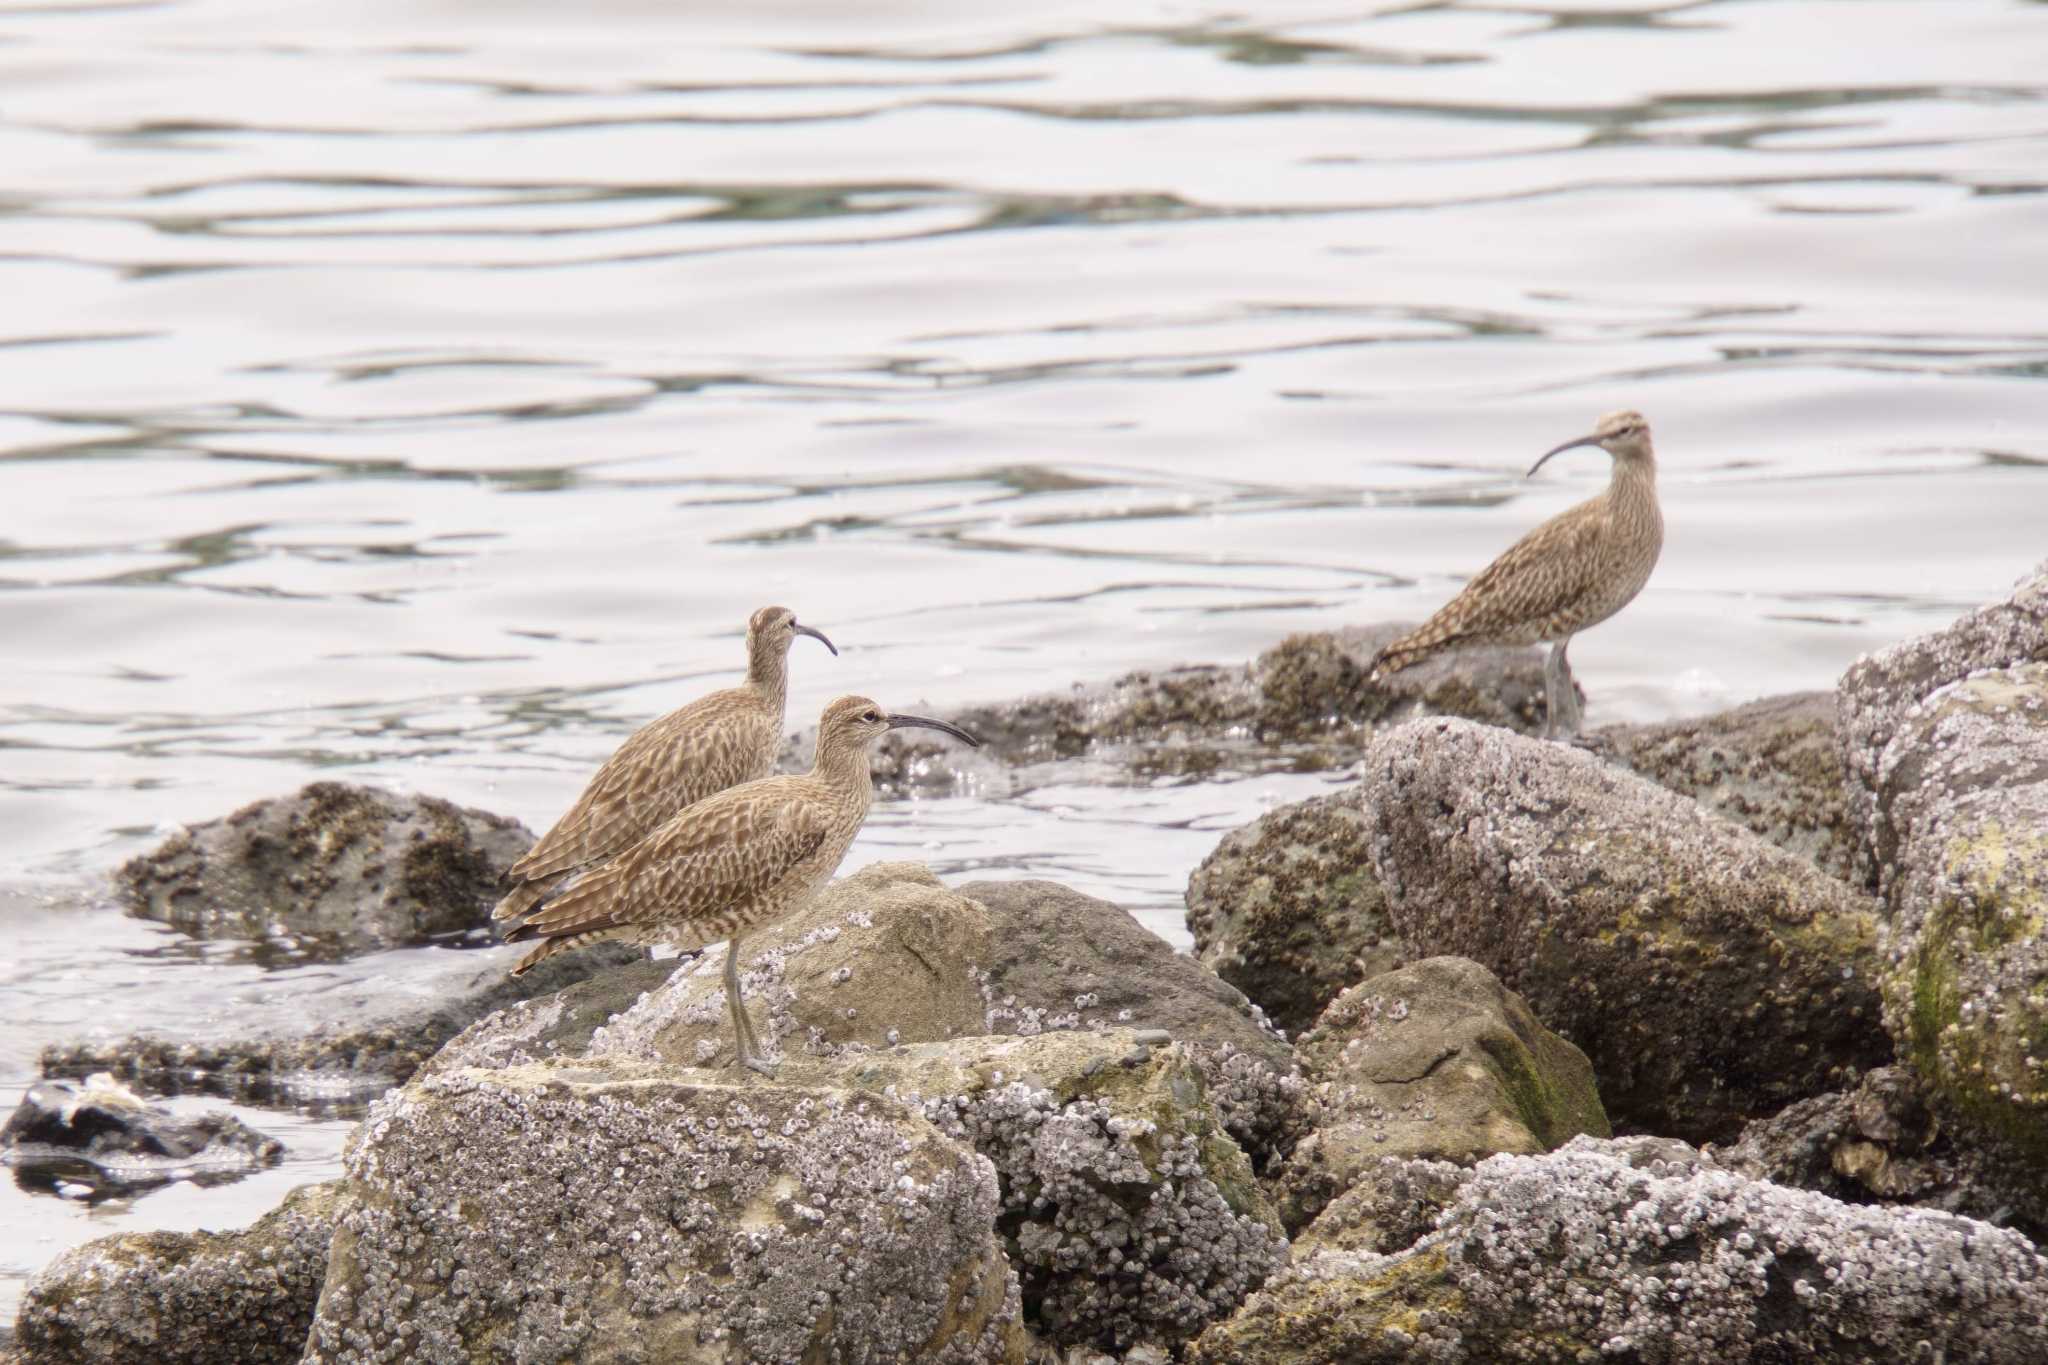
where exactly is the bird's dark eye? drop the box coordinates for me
[863,710,880,723]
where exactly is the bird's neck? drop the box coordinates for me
[811,736,872,790]
[1608,449,1656,500]
[1607,451,1663,537]
[746,651,787,715]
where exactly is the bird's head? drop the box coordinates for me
[746,605,838,670]
[815,695,981,758]
[1528,409,1654,477]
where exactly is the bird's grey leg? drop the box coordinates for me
[1543,639,1583,740]
[724,936,776,1076]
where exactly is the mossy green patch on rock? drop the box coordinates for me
[1187,1247,1462,1364]
[1276,957,1607,1240]
[1870,666,2048,1201]
[1897,821,2048,1162]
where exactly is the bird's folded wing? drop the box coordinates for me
[508,784,829,944]
[1452,507,1608,637]
[508,700,745,882]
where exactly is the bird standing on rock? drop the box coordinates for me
[1369,410,1663,739]
[492,605,837,926]
[505,694,982,1075]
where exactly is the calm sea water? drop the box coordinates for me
[2,0,2044,1327]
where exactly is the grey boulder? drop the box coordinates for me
[1360,717,1887,1141]
[116,781,531,955]
[1838,558,2048,884]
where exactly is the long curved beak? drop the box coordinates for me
[886,712,982,748]
[1527,433,1603,478]
[794,622,838,656]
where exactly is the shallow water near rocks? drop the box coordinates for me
[3,0,2045,1331]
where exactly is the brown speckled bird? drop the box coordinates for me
[1369,410,1663,738]
[505,695,981,1074]
[492,605,836,926]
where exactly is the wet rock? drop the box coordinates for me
[1274,956,1608,1236]
[803,624,1554,792]
[2,1074,281,1197]
[304,1058,1027,1364]
[1712,1066,2042,1236]
[839,1029,1287,1354]
[1839,558,2048,885]
[15,1181,339,1364]
[1183,792,1405,1036]
[1361,717,1888,1142]
[1867,664,2048,1205]
[1248,625,1554,742]
[438,865,1305,1169]
[116,781,532,956]
[40,939,640,1101]
[1593,690,1856,882]
[1190,1135,2048,1364]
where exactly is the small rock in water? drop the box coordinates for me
[2,1072,282,1198]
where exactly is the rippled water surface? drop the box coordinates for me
[3,0,2046,1326]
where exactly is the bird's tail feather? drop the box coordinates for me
[510,927,623,978]
[492,879,551,924]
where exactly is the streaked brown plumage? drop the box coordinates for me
[492,605,836,925]
[1369,410,1663,738]
[505,694,981,1074]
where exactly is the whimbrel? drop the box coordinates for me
[505,694,981,1074]
[1369,410,1663,738]
[492,605,837,926]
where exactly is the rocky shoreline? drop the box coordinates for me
[9,561,2048,1362]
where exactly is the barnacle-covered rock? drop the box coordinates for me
[16,1181,341,1364]
[961,878,1303,1167]
[1191,1135,2048,1364]
[1183,792,1406,1036]
[433,865,1306,1170]
[837,1029,1286,1354]
[1275,956,1608,1239]
[116,781,531,956]
[1839,558,2048,886]
[1594,690,1856,882]
[1361,717,1887,1141]
[303,1059,1026,1364]
[1862,663,2048,1207]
